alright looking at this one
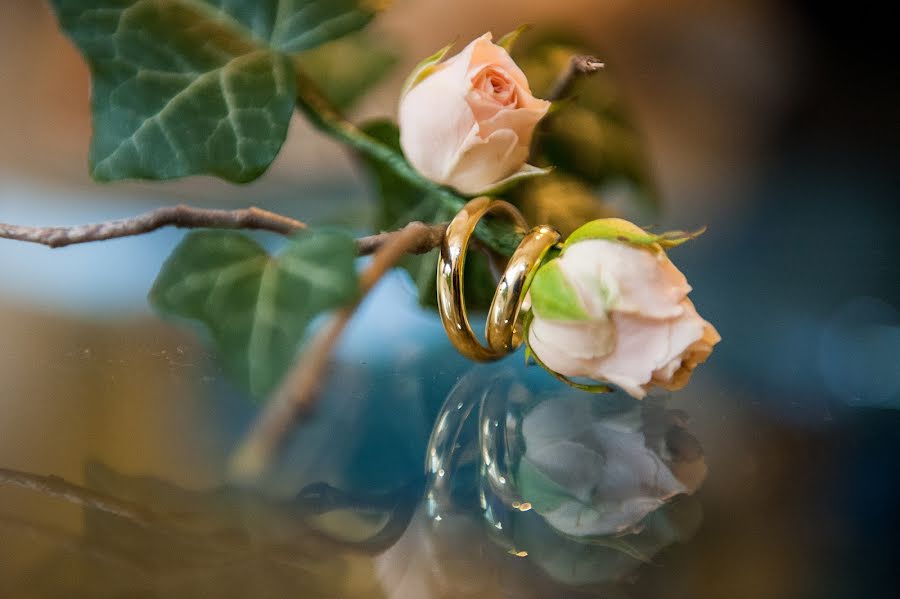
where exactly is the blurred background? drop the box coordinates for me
[1,0,898,597]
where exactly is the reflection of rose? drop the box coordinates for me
[398,33,551,195]
[516,396,706,537]
[527,218,721,399]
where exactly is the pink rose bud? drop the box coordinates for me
[526,219,721,399]
[398,33,551,195]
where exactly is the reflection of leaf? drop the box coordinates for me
[514,34,659,215]
[295,32,396,110]
[50,0,381,182]
[149,230,358,397]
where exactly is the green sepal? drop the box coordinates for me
[401,40,454,97]
[469,164,554,198]
[496,24,531,53]
[564,218,706,251]
[528,259,590,321]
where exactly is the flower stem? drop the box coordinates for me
[292,70,523,255]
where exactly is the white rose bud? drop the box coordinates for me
[526,219,721,399]
[398,33,551,195]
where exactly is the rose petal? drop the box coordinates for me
[561,240,692,319]
[474,101,549,140]
[467,33,532,91]
[398,35,484,184]
[442,127,525,194]
[528,317,616,375]
[653,302,721,391]
[594,306,710,398]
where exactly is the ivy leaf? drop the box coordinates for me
[50,0,382,183]
[149,230,358,398]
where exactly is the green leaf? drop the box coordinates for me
[50,0,381,183]
[149,229,358,397]
[294,32,396,110]
[528,259,589,321]
[564,218,705,250]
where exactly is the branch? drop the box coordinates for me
[0,467,159,528]
[0,205,306,248]
[547,54,606,101]
[0,511,149,571]
[227,221,436,483]
[0,205,446,257]
[356,222,446,256]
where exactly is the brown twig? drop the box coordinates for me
[546,54,606,101]
[0,205,306,248]
[227,222,436,483]
[0,467,159,528]
[0,204,446,257]
[0,511,151,571]
[357,222,446,256]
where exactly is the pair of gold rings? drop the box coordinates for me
[436,197,561,362]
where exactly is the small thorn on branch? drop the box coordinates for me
[547,54,605,102]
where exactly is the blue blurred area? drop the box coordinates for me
[673,153,900,415]
[0,179,185,314]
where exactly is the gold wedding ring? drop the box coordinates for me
[437,197,560,361]
[486,224,560,353]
